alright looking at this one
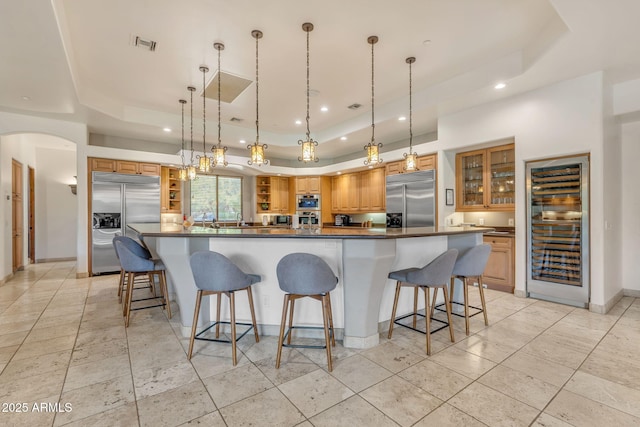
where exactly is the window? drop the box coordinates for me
[190,175,242,222]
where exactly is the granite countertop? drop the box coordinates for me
[129,223,494,239]
[483,226,515,237]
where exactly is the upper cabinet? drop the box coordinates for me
[90,157,160,176]
[385,154,437,176]
[331,167,385,213]
[256,175,290,213]
[455,143,514,212]
[161,167,182,214]
[295,176,321,194]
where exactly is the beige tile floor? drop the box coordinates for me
[0,261,639,426]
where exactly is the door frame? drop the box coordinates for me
[12,159,24,272]
[28,166,35,264]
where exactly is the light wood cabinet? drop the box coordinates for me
[90,157,160,176]
[456,143,514,212]
[295,176,321,194]
[256,175,289,213]
[359,167,385,211]
[385,154,437,176]
[161,167,182,214]
[483,235,514,292]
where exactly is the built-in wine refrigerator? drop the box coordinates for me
[526,155,589,307]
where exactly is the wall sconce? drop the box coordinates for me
[69,176,77,195]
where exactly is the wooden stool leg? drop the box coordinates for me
[161,271,171,319]
[287,299,295,345]
[215,293,221,338]
[246,286,260,343]
[478,275,488,326]
[321,294,333,372]
[463,277,470,335]
[147,272,156,296]
[388,281,402,339]
[188,290,203,360]
[118,269,125,302]
[424,286,431,356]
[430,288,438,318]
[125,272,135,327]
[230,291,238,366]
[449,277,456,311]
[326,293,335,347]
[412,286,419,328]
[276,294,290,369]
[443,285,455,343]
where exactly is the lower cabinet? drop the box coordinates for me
[483,235,514,292]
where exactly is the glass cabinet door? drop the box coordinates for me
[487,146,515,209]
[459,150,486,209]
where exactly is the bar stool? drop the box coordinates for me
[387,249,458,355]
[114,239,171,327]
[188,251,260,365]
[437,244,491,336]
[275,253,337,372]
[113,236,154,308]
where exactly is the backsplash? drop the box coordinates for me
[462,211,514,227]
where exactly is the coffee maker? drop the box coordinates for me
[334,214,351,226]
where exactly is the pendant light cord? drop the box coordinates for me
[189,87,195,164]
[217,46,222,147]
[306,27,311,140]
[409,58,413,154]
[255,32,260,144]
[371,39,375,143]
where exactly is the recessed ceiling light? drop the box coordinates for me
[494,82,507,90]
[340,136,347,141]
[320,106,328,112]
[337,171,342,175]
[368,165,373,169]
[163,127,171,133]
[295,120,302,125]
[398,116,406,121]
[239,139,246,144]
[21,96,30,101]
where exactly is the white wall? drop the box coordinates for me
[0,134,36,281]
[35,146,77,261]
[621,121,640,292]
[429,72,610,308]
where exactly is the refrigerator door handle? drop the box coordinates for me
[402,184,407,228]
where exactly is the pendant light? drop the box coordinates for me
[178,98,188,181]
[298,22,319,163]
[187,86,197,180]
[364,35,382,166]
[211,42,228,167]
[196,66,211,173]
[247,30,269,166]
[403,57,418,172]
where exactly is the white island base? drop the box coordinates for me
[138,225,485,349]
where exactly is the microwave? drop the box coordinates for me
[273,215,291,225]
[297,195,319,209]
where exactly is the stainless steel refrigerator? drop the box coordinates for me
[386,169,436,228]
[526,155,590,307]
[92,172,160,274]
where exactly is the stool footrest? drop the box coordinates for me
[433,302,484,318]
[393,311,450,335]
[195,321,254,344]
[282,325,334,350]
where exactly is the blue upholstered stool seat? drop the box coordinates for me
[114,237,171,327]
[275,253,338,372]
[188,251,261,365]
[387,249,458,355]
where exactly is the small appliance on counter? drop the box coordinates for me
[386,213,403,228]
[299,211,319,226]
[334,214,352,226]
[273,215,292,226]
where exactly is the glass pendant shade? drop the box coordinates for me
[187,165,197,181]
[365,143,382,165]
[250,144,266,166]
[178,167,188,181]
[404,152,418,171]
[198,156,211,172]
[300,140,316,163]
[212,146,227,167]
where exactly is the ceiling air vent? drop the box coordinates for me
[205,71,253,103]
[347,103,362,110]
[134,36,157,52]
[230,117,243,122]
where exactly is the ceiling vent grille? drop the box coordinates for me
[347,103,362,110]
[230,117,243,122]
[134,36,157,51]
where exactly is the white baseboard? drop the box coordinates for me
[623,288,640,298]
[36,257,76,263]
[589,289,624,314]
[514,289,527,298]
[76,272,89,279]
[0,273,14,286]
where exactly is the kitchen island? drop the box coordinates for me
[130,223,491,349]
